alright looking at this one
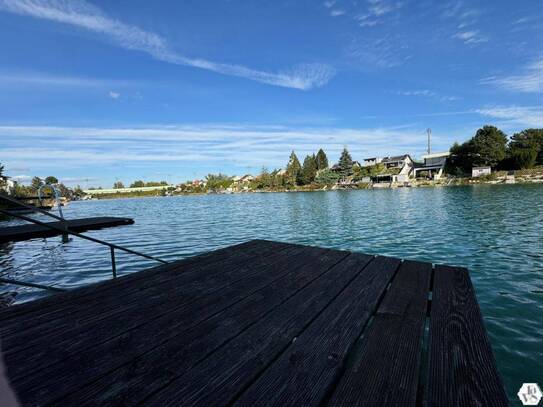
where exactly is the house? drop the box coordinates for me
[0,175,16,194]
[363,157,383,166]
[472,166,491,178]
[413,152,450,180]
[381,155,414,171]
[364,154,415,184]
[192,179,205,187]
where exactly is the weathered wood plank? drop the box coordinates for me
[4,244,306,387]
[425,265,508,407]
[0,240,288,347]
[0,217,134,243]
[50,247,355,405]
[327,260,432,407]
[0,239,284,329]
[0,242,507,407]
[143,255,393,407]
[232,256,401,407]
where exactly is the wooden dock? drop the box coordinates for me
[0,217,134,243]
[0,240,508,406]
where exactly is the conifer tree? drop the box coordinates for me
[286,151,302,185]
[300,154,318,185]
[316,149,329,170]
[338,147,354,177]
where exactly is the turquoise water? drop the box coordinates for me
[1,184,542,402]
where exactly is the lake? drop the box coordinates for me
[1,184,542,402]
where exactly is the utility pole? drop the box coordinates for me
[426,128,432,155]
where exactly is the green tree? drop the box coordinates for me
[57,183,73,198]
[338,147,354,177]
[299,155,318,185]
[205,173,233,190]
[470,125,508,168]
[130,180,145,188]
[73,185,84,196]
[30,176,44,191]
[44,176,58,185]
[286,151,302,185]
[113,181,125,189]
[510,129,543,164]
[315,169,340,185]
[511,148,538,169]
[315,149,329,170]
[447,126,508,174]
[446,141,475,175]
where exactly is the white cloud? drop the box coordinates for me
[323,1,336,8]
[396,89,436,97]
[108,90,120,99]
[348,36,411,68]
[483,59,543,93]
[476,106,543,128]
[330,9,345,17]
[0,0,335,90]
[0,72,130,87]
[0,123,434,173]
[354,0,402,27]
[443,3,487,45]
[394,89,460,103]
[11,174,32,181]
[452,30,487,45]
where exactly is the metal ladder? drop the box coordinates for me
[0,194,168,293]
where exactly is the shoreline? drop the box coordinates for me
[77,174,543,201]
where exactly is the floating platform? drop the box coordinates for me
[0,217,134,243]
[0,240,507,406]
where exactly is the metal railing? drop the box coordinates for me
[0,194,168,292]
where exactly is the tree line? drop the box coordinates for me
[113,180,169,189]
[447,126,543,175]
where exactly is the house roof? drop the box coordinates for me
[421,152,450,159]
[382,154,411,163]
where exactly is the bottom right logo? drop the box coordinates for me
[518,383,542,406]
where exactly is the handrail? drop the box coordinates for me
[1,193,65,222]
[38,184,65,220]
[0,277,66,292]
[0,194,168,292]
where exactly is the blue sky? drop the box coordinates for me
[1,0,542,187]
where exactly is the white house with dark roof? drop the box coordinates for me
[413,152,450,180]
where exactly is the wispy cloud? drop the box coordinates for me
[355,0,403,27]
[443,2,487,46]
[395,89,436,97]
[0,0,334,90]
[108,91,120,99]
[0,123,436,181]
[330,9,345,17]
[0,71,130,87]
[394,89,460,103]
[476,105,543,128]
[452,30,487,45]
[483,59,543,93]
[348,35,411,68]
